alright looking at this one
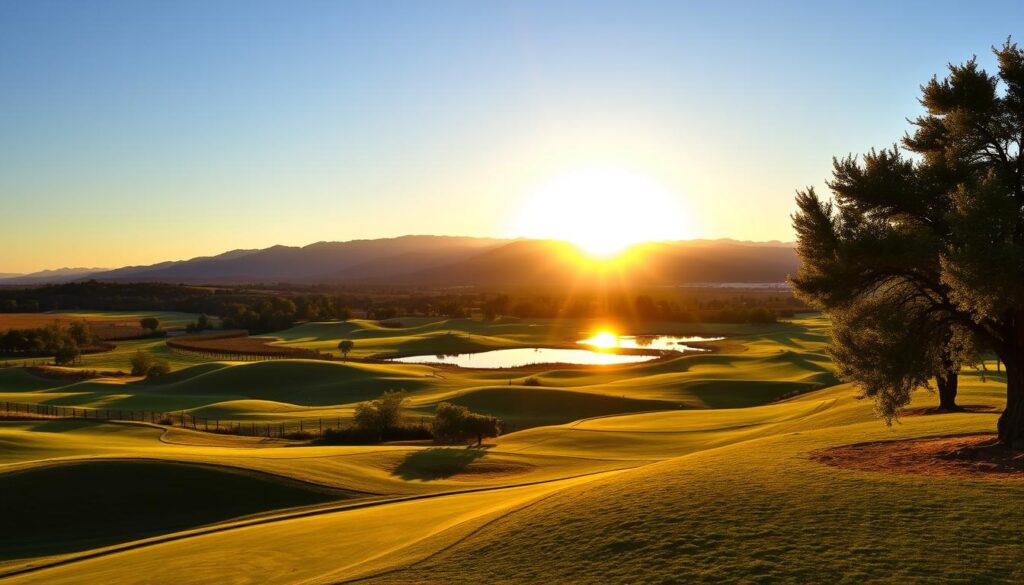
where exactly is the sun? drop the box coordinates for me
[514,167,687,257]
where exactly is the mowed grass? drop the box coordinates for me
[1,375,1016,584]
[365,379,1020,585]
[1,314,1018,583]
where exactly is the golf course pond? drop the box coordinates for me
[387,335,723,368]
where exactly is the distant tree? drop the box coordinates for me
[139,317,160,333]
[67,321,94,346]
[634,295,659,320]
[791,40,1024,445]
[186,314,212,333]
[374,390,406,431]
[130,350,154,376]
[53,342,79,366]
[337,339,355,360]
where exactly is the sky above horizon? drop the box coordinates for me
[2,0,1022,273]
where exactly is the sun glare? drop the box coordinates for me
[514,168,687,257]
[581,331,620,349]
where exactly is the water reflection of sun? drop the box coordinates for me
[581,331,619,349]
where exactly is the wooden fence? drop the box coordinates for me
[0,400,522,439]
[0,400,348,439]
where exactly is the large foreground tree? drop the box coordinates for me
[792,40,1024,447]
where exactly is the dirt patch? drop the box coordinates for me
[902,404,1001,416]
[811,434,1024,479]
[0,313,153,340]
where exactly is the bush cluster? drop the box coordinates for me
[130,350,171,378]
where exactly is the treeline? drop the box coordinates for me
[0,282,353,334]
[0,281,806,329]
[345,289,803,323]
[0,322,97,365]
[218,296,349,333]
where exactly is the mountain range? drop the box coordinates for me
[0,236,799,287]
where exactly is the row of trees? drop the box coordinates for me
[0,281,803,329]
[0,322,95,365]
[792,40,1024,446]
[219,296,351,334]
[0,283,353,332]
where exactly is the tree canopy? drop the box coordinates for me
[791,40,1024,446]
[352,390,407,439]
[431,402,501,446]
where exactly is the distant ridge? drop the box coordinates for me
[0,267,110,285]
[0,236,799,287]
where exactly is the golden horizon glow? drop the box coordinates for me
[514,168,688,258]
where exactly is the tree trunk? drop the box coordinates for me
[936,370,959,411]
[998,362,1024,448]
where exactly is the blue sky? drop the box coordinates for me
[1,0,1021,271]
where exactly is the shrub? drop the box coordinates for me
[352,390,408,439]
[146,359,171,379]
[130,350,155,376]
[523,377,542,387]
[139,317,160,332]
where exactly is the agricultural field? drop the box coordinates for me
[0,311,203,333]
[0,314,1019,584]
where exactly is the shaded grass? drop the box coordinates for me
[0,460,342,560]
[391,448,488,480]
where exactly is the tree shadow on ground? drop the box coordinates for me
[391,447,487,480]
